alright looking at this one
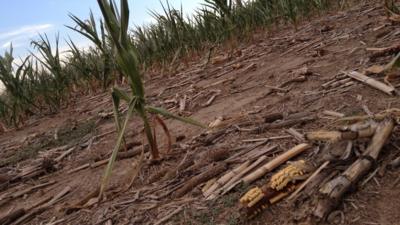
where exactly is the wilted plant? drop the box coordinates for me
[90,0,204,199]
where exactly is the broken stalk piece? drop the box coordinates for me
[240,160,311,218]
[347,71,395,95]
[243,143,311,184]
[313,118,394,220]
[305,125,377,142]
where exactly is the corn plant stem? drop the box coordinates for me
[137,105,160,160]
[112,90,128,151]
[99,98,136,199]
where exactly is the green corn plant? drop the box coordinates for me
[65,39,91,87]
[279,0,299,29]
[67,11,115,89]
[204,0,233,19]
[0,97,10,125]
[0,45,41,126]
[87,0,204,199]
[129,0,341,72]
[25,57,61,112]
[65,39,106,92]
[31,34,68,108]
[385,0,400,15]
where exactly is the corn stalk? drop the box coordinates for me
[88,0,204,199]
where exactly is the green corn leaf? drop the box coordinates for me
[120,0,130,47]
[385,52,400,71]
[146,106,205,128]
[112,87,132,102]
[97,0,122,51]
[67,13,104,52]
[111,88,123,133]
[99,97,137,199]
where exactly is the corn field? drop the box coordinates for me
[0,0,348,127]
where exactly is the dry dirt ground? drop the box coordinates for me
[1,1,400,225]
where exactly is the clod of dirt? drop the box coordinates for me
[189,148,230,171]
[41,158,57,173]
[176,135,186,142]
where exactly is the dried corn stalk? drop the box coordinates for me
[313,119,394,219]
[243,143,311,184]
[203,161,251,198]
[337,108,400,124]
[173,163,227,198]
[347,71,395,95]
[207,156,268,200]
[305,125,376,142]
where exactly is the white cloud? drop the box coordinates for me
[0,24,55,52]
[0,24,54,40]
[0,41,23,50]
[1,41,11,48]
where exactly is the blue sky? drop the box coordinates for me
[0,0,203,57]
